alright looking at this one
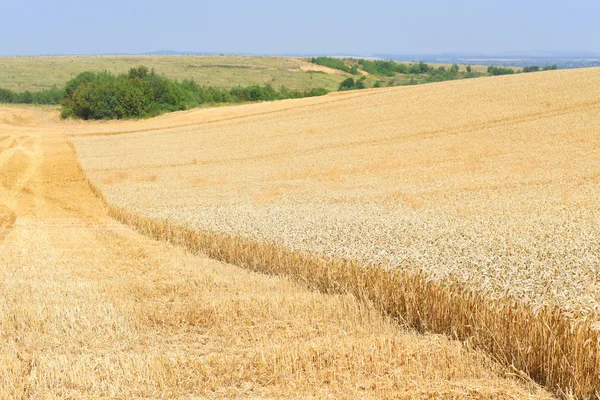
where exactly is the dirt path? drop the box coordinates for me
[0,109,553,399]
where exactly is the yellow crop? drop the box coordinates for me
[71,68,600,397]
[0,109,551,398]
[3,66,600,398]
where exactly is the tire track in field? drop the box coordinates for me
[96,98,600,173]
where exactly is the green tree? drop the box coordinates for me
[355,76,366,89]
[396,63,409,74]
[338,78,356,91]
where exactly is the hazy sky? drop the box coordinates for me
[2,0,599,56]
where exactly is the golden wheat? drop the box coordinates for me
[69,68,600,397]
[0,110,552,398]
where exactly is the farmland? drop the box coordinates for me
[1,65,599,397]
[0,110,553,398]
[68,67,600,396]
[71,68,600,323]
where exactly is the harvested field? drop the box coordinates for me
[69,68,600,397]
[0,111,553,398]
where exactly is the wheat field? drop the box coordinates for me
[0,112,553,397]
[2,67,599,398]
[68,68,600,397]
[71,68,600,322]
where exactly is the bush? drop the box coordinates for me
[311,57,352,73]
[355,76,366,89]
[338,76,368,91]
[488,66,515,76]
[0,86,64,105]
[418,62,431,73]
[408,63,421,74]
[0,89,14,103]
[339,78,356,91]
[357,60,397,77]
[396,63,409,74]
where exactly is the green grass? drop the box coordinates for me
[0,55,347,93]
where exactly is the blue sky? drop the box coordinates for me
[1,0,599,56]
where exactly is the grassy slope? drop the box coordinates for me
[0,55,505,96]
[0,55,346,92]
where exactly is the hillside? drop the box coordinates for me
[0,110,553,397]
[71,67,600,321]
[69,68,600,397]
[0,55,346,93]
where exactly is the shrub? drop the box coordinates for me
[311,57,352,73]
[357,60,398,77]
[355,76,366,89]
[409,63,421,74]
[396,63,409,74]
[339,78,356,91]
[418,62,431,73]
[0,88,14,103]
[0,86,64,105]
[488,66,515,76]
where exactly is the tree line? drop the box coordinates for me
[0,87,64,105]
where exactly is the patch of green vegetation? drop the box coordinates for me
[0,87,63,105]
[311,56,557,88]
[487,66,516,76]
[310,57,356,74]
[308,57,528,88]
[338,77,366,91]
[523,64,558,73]
[59,66,330,120]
